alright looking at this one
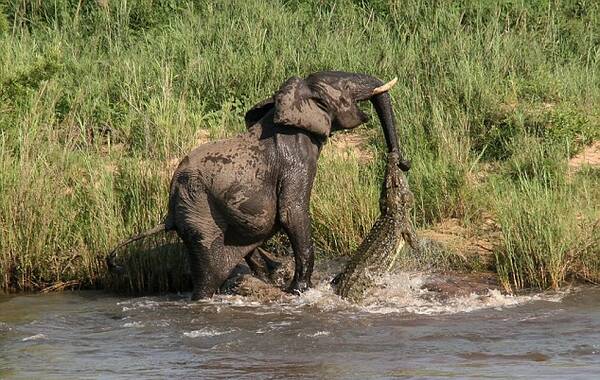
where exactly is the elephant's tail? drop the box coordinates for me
[106,221,170,273]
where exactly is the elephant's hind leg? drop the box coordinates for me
[182,229,263,300]
[181,234,225,300]
[174,194,234,299]
[173,188,267,299]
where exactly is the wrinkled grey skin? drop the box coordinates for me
[108,71,410,300]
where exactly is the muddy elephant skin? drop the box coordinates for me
[108,71,410,300]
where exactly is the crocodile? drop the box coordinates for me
[332,152,420,302]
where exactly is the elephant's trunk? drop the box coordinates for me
[370,92,410,171]
[308,71,411,170]
[348,73,410,171]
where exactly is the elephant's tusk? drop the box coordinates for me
[371,77,398,95]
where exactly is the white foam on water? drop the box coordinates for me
[119,299,161,312]
[283,280,349,311]
[183,327,236,338]
[244,271,567,316]
[358,272,567,315]
[363,289,532,315]
[115,271,568,317]
[152,319,171,327]
[208,295,264,308]
[298,331,331,337]
[268,321,292,327]
[22,333,47,342]
[254,321,296,335]
[122,321,145,328]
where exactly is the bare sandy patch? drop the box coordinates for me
[326,131,374,163]
[195,128,211,146]
[419,217,500,268]
[568,141,600,173]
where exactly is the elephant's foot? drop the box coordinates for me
[287,279,312,295]
[190,268,232,301]
[190,287,216,301]
[190,291,203,301]
[245,248,294,287]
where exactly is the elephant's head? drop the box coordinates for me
[245,71,411,171]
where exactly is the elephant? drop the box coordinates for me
[107,71,410,300]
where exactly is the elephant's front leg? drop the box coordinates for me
[279,195,315,294]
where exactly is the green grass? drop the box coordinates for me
[489,145,599,291]
[0,0,599,293]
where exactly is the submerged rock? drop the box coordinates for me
[419,272,502,300]
[229,275,288,302]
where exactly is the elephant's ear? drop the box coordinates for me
[273,77,331,137]
[244,97,274,129]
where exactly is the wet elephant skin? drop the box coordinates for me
[109,71,409,300]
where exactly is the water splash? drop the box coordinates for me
[358,272,565,315]
[298,331,331,337]
[119,299,161,312]
[118,271,567,316]
[122,321,145,328]
[183,328,236,338]
[259,271,566,315]
[22,333,47,342]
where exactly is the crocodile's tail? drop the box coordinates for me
[106,218,173,273]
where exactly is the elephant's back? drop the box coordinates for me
[167,133,278,235]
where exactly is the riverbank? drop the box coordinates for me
[1,1,599,294]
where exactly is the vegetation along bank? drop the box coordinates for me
[0,0,598,294]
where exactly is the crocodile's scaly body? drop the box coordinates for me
[334,153,419,302]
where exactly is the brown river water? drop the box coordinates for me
[1,270,599,379]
